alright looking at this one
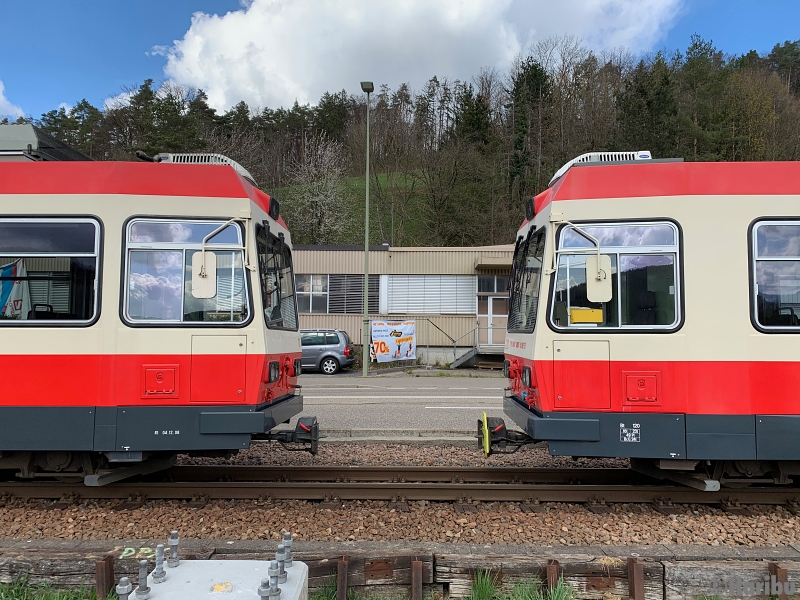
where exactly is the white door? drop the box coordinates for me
[478,296,509,345]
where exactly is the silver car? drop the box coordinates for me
[300,329,354,375]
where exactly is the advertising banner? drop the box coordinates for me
[370,320,416,363]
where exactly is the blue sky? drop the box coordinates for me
[1,0,798,119]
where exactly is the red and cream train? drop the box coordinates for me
[486,152,800,489]
[0,143,315,485]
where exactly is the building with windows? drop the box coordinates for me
[294,244,514,366]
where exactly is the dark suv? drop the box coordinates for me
[300,329,354,374]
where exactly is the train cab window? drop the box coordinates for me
[124,219,250,324]
[508,228,546,332]
[550,222,680,330]
[0,219,100,325]
[256,224,298,331]
[752,221,800,330]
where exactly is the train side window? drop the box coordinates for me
[752,221,800,330]
[508,228,546,333]
[0,219,100,325]
[550,221,680,330]
[255,224,298,331]
[124,219,250,324]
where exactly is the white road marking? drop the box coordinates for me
[386,387,406,390]
[417,387,436,390]
[449,387,469,390]
[424,406,500,409]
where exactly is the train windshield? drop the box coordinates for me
[551,221,679,329]
[508,227,546,332]
[0,219,99,324]
[125,219,250,324]
[256,224,298,330]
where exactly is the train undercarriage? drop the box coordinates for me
[479,412,800,491]
[0,416,319,486]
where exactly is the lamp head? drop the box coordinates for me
[360,81,374,93]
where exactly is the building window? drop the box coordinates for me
[387,275,476,314]
[296,274,328,313]
[124,219,250,324]
[296,274,378,314]
[478,275,510,294]
[752,220,800,330]
[549,221,680,330]
[0,218,100,325]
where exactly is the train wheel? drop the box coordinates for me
[321,357,340,375]
[480,411,491,458]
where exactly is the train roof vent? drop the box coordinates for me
[155,153,257,187]
[548,150,651,187]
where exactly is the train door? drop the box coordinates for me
[190,335,247,402]
[553,340,611,409]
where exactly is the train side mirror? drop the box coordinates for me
[586,254,612,303]
[191,251,217,299]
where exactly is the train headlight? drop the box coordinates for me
[521,366,532,388]
[293,358,302,377]
[268,361,280,383]
[503,359,511,379]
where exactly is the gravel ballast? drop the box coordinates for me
[1,444,798,547]
[179,441,630,469]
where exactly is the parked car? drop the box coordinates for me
[299,329,354,374]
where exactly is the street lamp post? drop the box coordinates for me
[361,81,373,377]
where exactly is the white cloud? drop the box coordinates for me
[0,80,23,119]
[161,0,683,112]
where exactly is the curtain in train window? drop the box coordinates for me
[256,224,298,330]
[551,222,679,329]
[753,222,800,328]
[125,219,249,324]
[0,220,99,324]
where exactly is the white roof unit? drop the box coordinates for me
[155,152,257,187]
[548,150,652,187]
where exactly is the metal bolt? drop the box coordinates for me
[282,532,293,568]
[276,544,287,583]
[152,544,167,583]
[270,586,282,600]
[258,577,271,600]
[167,530,180,568]
[116,577,133,600]
[135,560,150,599]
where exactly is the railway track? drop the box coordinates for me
[1,465,799,509]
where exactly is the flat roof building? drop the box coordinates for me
[294,244,514,367]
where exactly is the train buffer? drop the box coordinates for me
[477,412,537,457]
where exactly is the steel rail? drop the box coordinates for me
[157,465,644,485]
[0,465,797,505]
[0,481,799,505]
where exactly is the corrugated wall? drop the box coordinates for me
[296,245,513,276]
[298,313,479,347]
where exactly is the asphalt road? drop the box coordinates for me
[294,372,507,434]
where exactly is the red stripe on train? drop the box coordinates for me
[507,356,800,415]
[0,353,300,407]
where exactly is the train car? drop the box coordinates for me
[481,152,800,490]
[0,146,316,485]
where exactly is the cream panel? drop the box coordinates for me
[554,340,609,361]
[192,335,246,355]
[0,328,102,355]
[529,194,800,363]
